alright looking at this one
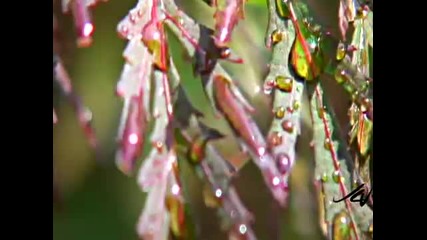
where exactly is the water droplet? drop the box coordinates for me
[335,69,350,84]
[263,79,275,94]
[153,141,163,152]
[281,120,294,133]
[332,211,351,240]
[171,184,180,195]
[332,170,341,183]
[351,91,360,101]
[275,76,293,92]
[276,153,290,174]
[271,29,285,45]
[239,224,247,234]
[317,107,325,119]
[220,47,231,59]
[360,98,372,113]
[119,25,129,37]
[268,131,283,147]
[368,223,373,239]
[321,173,328,182]
[136,8,144,17]
[128,133,139,144]
[324,138,333,150]
[275,107,286,119]
[356,6,369,19]
[293,101,300,111]
[272,176,280,186]
[336,42,346,61]
[129,12,138,23]
[215,188,223,198]
[352,180,359,190]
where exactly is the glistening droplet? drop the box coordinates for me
[275,107,286,119]
[276,153,290,174]
[332,170,341,183]
[275,76,293,92]
[271,30,285,45]
[332,211,351,240]
[324,138,333,150]
[336,42,346,61]
[281,120,294,133]
[268,131,283,147]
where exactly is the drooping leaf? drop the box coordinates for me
[309,83,372,239]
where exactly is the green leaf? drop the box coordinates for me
[309,83,372,238]
[246,0,267,7]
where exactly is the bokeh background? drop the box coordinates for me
[53,0,350,239]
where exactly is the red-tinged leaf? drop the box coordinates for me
[116,95,147,175]
[117,0,153,40]
[117,38,153,121]
[213,0,246,47]
[212,75,288,206]
[166,172,187,239]
[54,61,99,151]
[138,150,169,191]
[62,0,106,47]
[137,151,176,239]
[213,75,262,156]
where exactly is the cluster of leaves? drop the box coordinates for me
[53,0,373,239]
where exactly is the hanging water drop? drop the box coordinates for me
[321,173,328,182]
[318,106,325,119]
[276,153,290,174]
[360,98,372,113]
[368,223,373,239]
[335,69,349,84]
[293,100,300,111]
[332,170,341,183]
[336,42,346,61]
[332,211,351,240]
[275,107,286,119]
[275,76,293,92]
[324,138,333,150]
[239,224,247,234]
[271,30,285,45]
[281,120,294,133]
[268,131,283,147]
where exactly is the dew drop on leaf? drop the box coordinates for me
[268,131,283,147]
[332,211,352,240]
[321,172,328,182]
[275,107,286,119]
[360,98,372,113]
[317,106,325,119]
[332,170,341,183]
[271,29,285,45]
[275,76,293,92]
[324,138,333,150]
[336,42,346,61]
[334,69,349,84]
[276,153,290,174]
[368,223,373,239]
[281,120,294,133]
[293,100,300,111]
